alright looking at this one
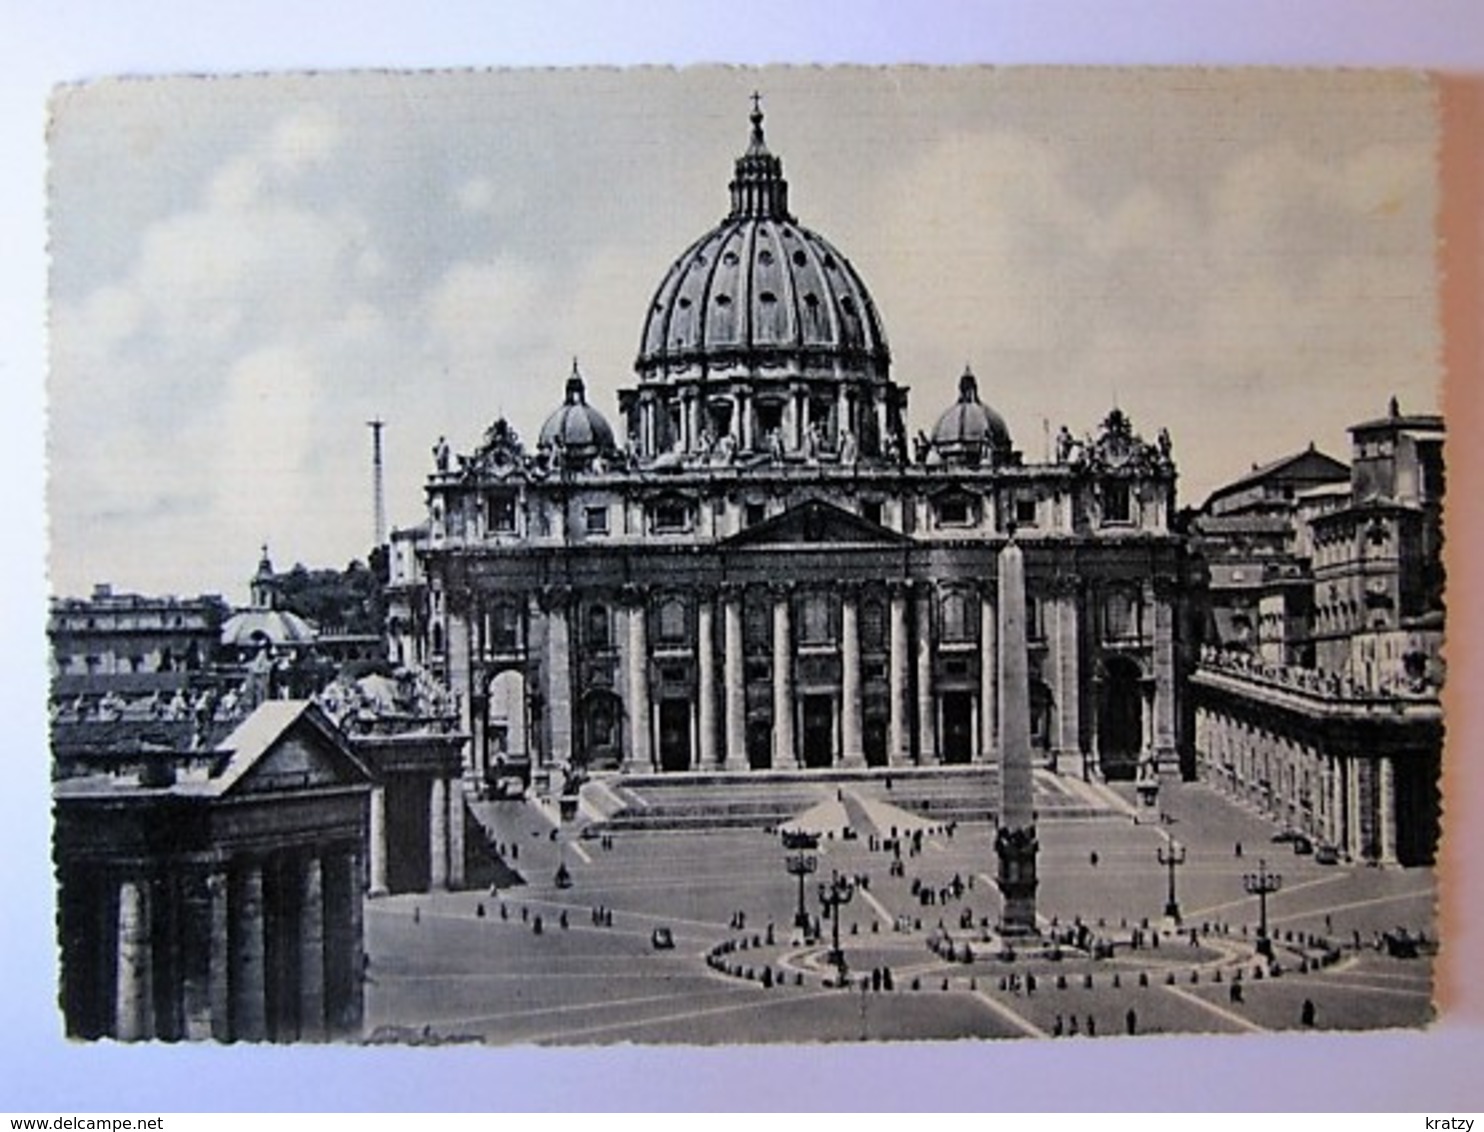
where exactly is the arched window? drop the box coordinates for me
[801,592,834,645]
[658,598,688,645]
[1103,587,1138,641]
[940,590,975,642]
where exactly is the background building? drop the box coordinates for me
[1191,398,1444,864]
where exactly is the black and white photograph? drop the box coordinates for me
[45,65,1447,1051]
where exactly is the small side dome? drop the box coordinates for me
[538,360,617,466]
[929,367,1013,466]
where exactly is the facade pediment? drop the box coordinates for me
[722,498,912,548]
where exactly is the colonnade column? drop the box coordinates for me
[772,586,796,768]
[723,587,746,764]
[429,776,448,891]
[978,587,997,764]
[115,876,153,1041]
[698,593,720,768]
[1346,757,1363,860]
[207,869,231,1041]
[299,856,326,1042]
[915,583,937,763]
[624,589,651,772]
[1378,757,1397,865]
[448,778,466,889]
[888,585,910,766]
[230,861,267,1042]
[368,786,388,897]
[840,588,863,767]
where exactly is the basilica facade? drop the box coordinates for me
[396,105,1190,790]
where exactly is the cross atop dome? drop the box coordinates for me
[729,94,790,221]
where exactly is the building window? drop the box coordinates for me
[492,603,520,652]
[657,598,688,645]
[936,494,974,527]
[941,591,976,642]
[585,506,609,535]
[745,501,767,528]
[860,599,886,651]
[862,500,884,526]
[488,494,517,533]
[1102,481,1131,524]
[800,593,834,645]
[586,604,611,649]
[1104,588,1138,641]
[1015,496,1038,527]
[651,499,689,533]
[1025,596,1045,642]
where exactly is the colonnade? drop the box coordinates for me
[103,848,364,1042]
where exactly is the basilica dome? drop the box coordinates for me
[636,104,890,381]
[538,362,616,461]
[930,367,1013,466]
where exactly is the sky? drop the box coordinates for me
[47,67,1442,605]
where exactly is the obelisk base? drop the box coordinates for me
[995,824,1041,937]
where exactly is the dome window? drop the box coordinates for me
[792,250,808,267]
[759,291,777,304]
[803,292,819,309]
[723,251,739,266]
[840,296,857,316]
[758,249,774,265]
[823,254,837,270]
[715,294,732,307]
[678,297,692,309]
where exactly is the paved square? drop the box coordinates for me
[365,779,1434,1044]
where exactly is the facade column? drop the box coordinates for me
[299,856,326,1042]
[231,861,268,1042]
[979,587,997,764]
[444,603,476,780]
[840,588,864,767]
[723,587,746,765]
[698,593,719,767]
[1050,585,1081,773]
[346,849,365,1037]
[115,876,153,1041]
[915,583,937,763]
[429,776,449,891]
[888,586,910,766]
[772,586,797,767]
[1327,754,1343,850]
[624,591,651,772]
[1378,757,1397,865]
[368,786,388,897]
[1345,756,1362,860]
[737,391,752,452]
[546,589,573,768]
[1150,581,1177,773]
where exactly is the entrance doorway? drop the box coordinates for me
[863,716,888,767]
[801,695,834,768]
[942,692,974,764]
[658,699,691,772]
[1099,657,1143,780]
[747,720,773,770]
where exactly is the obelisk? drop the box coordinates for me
[996,533,1039,936]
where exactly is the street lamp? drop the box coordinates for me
[818,870,856,980]
[1157,839,1186,922]
[1243,858,1283,955]
[785,852,818,933]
